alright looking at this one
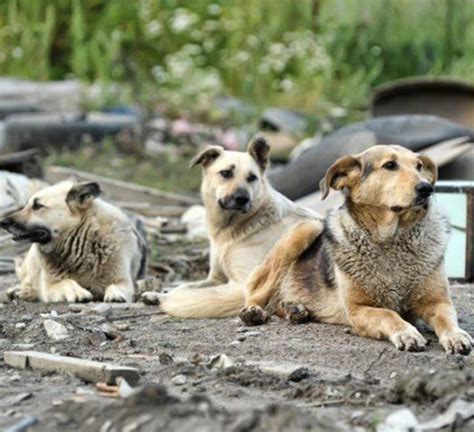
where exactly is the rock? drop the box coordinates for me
[420,399,474,430]
[208,354,234,369]
[236,327,248,333]
[229,340,241,347]
[69,304,85,313]
[237,336,246,342]
[159,353,174,365]
[88,330,107,347]
[250,361,309,382]
[181,205,207,240]
[12,343,35,350]
[15,322,26,330]
[377,408,420,432]
[171,374,187,386]
[43,319,69,341]
[245,331,263,337]
[20,314,32,322]
[92,303,112,318]
[0,338,9,349]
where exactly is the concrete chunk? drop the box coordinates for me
[4,351,139,385]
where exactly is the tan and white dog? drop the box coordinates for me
[1,180,147,302]
[240,145,472,354]
[141,136,322,317]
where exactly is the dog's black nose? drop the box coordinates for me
[416,182,433,199]
[0,217,12,229]
[234,192,250,207]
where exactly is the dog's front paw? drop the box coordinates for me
[141,291,161,305]
[239,305,269,326]
[390,326,426,352]
[439,329,472,355]
[6,286,36,301]
[48,284,93,303]
[104,285,132,303]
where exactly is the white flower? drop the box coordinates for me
[170,9,198,33]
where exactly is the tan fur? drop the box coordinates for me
[1,180,147,303]
[243,145,472,354]
[141,137,323,318]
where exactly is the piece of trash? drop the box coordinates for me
[207,354,234,369]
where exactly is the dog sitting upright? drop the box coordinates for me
[1,180,147,302]
[142,136,322,317]
[240,145,472,355]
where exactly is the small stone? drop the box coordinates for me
[245,331,262,337]
[116,323,130,331]
[343,328,353,335]
[389,371,398,379]
[88,330,107,347]
[92,303,112,318]
[236,327,248,333]
[354,392,362,399]
[171,374,187,386]
[0,338,9,349]
[288,367,309,382]
[51,310,58,318]
[50,347,56,354]
[43,319,69,341]
[207,354,234,369]
[229,340,241,346]
[13,343,35,350]
[379,408,419,431]
[237,335,246,342]
[20,315,32,322]
[159,353,174,365]
[15,322,26,330]
[69,304,85,313]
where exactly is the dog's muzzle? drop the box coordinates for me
[218,190,251,213]
[0,217,52,244]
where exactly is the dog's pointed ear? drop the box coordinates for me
[319,156,362,200]
[190,146,223,169]
[66,182,102,210]
[417,154,438,184]
[248,135,271,171]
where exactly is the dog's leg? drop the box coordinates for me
[345,281,426,351]
[240,220,322,326]
[411,267,472,355]
[42,279,93,303]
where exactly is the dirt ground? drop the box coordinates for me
[0,274,473,431]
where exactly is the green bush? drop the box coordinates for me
[0,0,472,113]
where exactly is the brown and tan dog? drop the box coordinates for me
[240,145,472,355]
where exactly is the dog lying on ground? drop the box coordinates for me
[0,180,147,302]
[240,145,472,355]
[141,136,322,317]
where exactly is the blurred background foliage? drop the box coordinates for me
[0,0,472,114]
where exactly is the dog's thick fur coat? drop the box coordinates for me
[141,137,322,317]
[1,180,147,302]
[241,145,472,355]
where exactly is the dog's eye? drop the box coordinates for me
[416,162,423,171]
[32,200,44,211]
[220,170,233,179]
[382,161,398,171]
[247,174,258,183]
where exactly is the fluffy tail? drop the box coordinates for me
[159,283,245,318]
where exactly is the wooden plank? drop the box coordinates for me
[46,165,200,207]
[0,149,39,165]
[4,351,140,385]
[296,138,473,214]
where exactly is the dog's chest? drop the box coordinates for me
[332,216,448,312]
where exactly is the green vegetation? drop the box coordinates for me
[1,0,472,114]
[47,141,202,194]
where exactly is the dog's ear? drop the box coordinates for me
[66,182,102,210]
[417,154,438,184]
[319,156,362,200]
[248,135,271,171]
[190,146,223,169]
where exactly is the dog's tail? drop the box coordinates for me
[158,283,245,318]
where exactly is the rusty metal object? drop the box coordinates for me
[371,77,474,128]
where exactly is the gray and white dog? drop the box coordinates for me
[1,180,147,302]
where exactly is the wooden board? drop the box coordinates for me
[46,165,200,208]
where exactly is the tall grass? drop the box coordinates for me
[0,0,472,113]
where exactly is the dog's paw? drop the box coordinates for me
[439,329,473,355]
[390,326,426,352]
[239,305,269,326]
[104,285,132,303]
[52,284,93,303]
[7,286,29,301]
[141,291,161,306]
[279,301,310,324]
